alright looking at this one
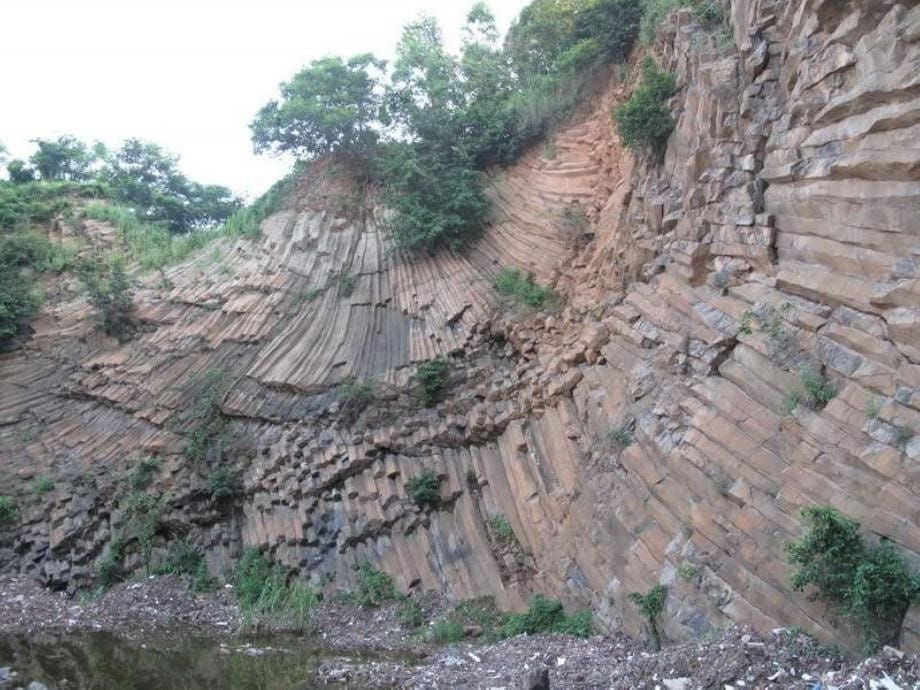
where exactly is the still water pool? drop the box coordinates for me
[0,632,354,689]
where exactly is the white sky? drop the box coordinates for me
[1,0,528,199]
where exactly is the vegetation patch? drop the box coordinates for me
[356,561,400,608]
[787,506,920,652]
[33,475,54,495]
[77,253,134,339]
[208,466,243,503]
[798,367,837,410]
[613,58,677,156]
[494,268,558,309]
[639,0,726,44]
[628,584,668,651]
[406,470,441,509]
[412,357,449,406]
[337,376,375,420]
[234,548,316,630]
[606,426,634,450]
[0,496,18,525]
[500,595,592,639]
[129,457,161,491]
[488,514,516,545]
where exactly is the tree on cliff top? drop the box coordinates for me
[250,54,386,160]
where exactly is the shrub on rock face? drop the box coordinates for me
[787,506,920,652]
[412,357,449,406]
[0,496,18,525]
[628,584,667,651]
[78,254,134,339]
[406,470,441,508]
[613,58,676,156]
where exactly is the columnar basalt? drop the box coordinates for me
[1,0,917,653]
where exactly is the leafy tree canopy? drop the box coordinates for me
[251,54,386,159]
[30,135,97,182]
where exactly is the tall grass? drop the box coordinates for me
[82,174,292,272]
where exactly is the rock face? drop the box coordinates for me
[1,0,918,654]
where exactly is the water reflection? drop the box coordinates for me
[0,632,338,689]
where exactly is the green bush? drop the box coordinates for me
[337,376,375,420]
[208,466,243,502]
[430,617,466,643]
[412,357,449,406]
[500,595,592,638]
[234,548,316,629]
[488,515,516,545]
[155,539,204,576]
[77,254,133,338]
[397,597,426,629]
[606,426,634,449]
[406,470,441,508]
[33,475,54,494]
[494,268,558,309]
[356,560,400,607]
[614,58,677,155]
[124,492,165,573]
[0,496,18,525]
[129,457,161,491]
[639,0,725,44]
[798,367,837,410]
[96,540,125,588]
[628,584,668,651]
[0,230,77,347]
[787,506,919,652]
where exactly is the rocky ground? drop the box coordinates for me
[1,575,918,689]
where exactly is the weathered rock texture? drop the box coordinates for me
[1,0,918,653]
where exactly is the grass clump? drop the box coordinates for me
[208,466,243,503]
[397,597,426,629]
[337,377,375,420]
[488,515,516,545]
[494,268,558,309]
[129,456,161,491]
[406,470,441,509]
[234,548,316,630]
[33,475,54,495]
[500,595,592,639]
[798,367,837,410]
[865,398,882,419]
[430,617,466,643]
[412,357,449,406]
[606,426,634,450]
[628,584,668,651]
[356,560,400,608]
[124,492,165,573]
[787,506,920,652]
[677,562,701,581]
[155,539,204,576]
[0,496,19,525]
[613,58,677,156]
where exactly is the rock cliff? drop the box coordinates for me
[1,0,918,652]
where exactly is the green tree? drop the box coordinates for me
[459,3,517,166]
[78,254,134,338]
[30,135,94,181]
[251,54,386,159]
[103,139,240,232]
[504,0,586,77]
[573,0,643,62]
[0,141,7,166]
[7,160,36,184]
[382,16,489,252]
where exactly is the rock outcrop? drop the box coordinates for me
[1,0,917,654]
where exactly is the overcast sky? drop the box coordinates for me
[2,0,529,199]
